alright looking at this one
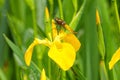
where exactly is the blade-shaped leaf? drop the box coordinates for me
[3,34,49,79]
[3,34,26,67]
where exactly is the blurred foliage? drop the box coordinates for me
[0,0,120,80]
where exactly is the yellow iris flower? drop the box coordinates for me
[24,7,81,71]
[109,48,120,70]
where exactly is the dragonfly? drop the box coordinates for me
[54,17,77,34]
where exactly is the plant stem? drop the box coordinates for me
[32,9,37,37]
[58,0,64,19]
[72,0,78,17]
[48,58,51,79]
[48,0,54,18]
[61,70,66,80]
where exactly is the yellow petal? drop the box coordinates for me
[96,10,100,25]
[109,48,120,70]
[40,69,46,80]
[45,7,49,19]
[52,19,57,39]
[48,42,76,71]
[24,39,38,66]
[24,38,51,66]
[63,33,81,52]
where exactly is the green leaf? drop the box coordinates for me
[25,0,35,10]
[35,0,46,31]
[97,23,105,59]
[3,34,26,67]
[3,34,49,79]
[0,0,4,7]
[69,0,86,30]
[72,66,86,80]
[0,4,9,67]
[113,62,120,80]
[0,69,7,80]
[99,61,109,80]
[72,0,78,12]
[62,0,74,23]
[84,0,99,80]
